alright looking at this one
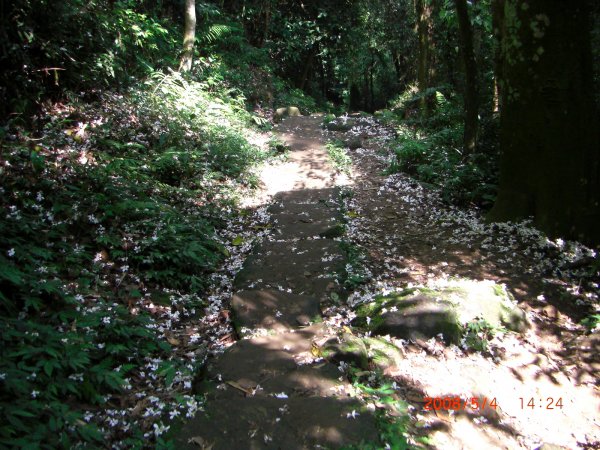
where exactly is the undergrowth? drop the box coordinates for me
[383,88,499,208]
[0,68,271,448]
[326,140,352,175]
[343,367,412,450]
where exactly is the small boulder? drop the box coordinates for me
[322,333,369,369]
[344,136,363,149]
[363,337,404,373]
[274,106,302,123]
[353,280,529,344]
[324,118,356,132]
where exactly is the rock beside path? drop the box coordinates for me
[354,279,529,343]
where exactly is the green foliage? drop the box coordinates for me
[322,113,336,125]
[581,314,600,333]
[0,0,178,116]
[0,57,273,445]
[462,319,505,352]
[326,140,352,175]
[343,369,411,450]
[386,89,499,208]
[135,71,266,184]
[272,82,319,114]
[339,240,371,290]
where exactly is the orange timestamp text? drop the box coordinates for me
[424,396,498,411]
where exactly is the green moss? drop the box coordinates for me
[492,284,506,297]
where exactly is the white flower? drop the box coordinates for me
[31,390,39,398]
[346,410,359,419]
[153,422,170,437]
[7,248,15,257]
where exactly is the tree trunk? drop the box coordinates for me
[179,0,196,72]
[299,50,315,91]
[369,52,375,111]
[415,0,432,116]
[488,0,600,244]
[491,0,504,114]
[454,0,479,154]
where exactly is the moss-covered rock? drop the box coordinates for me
[322,333,369,369]
[363,337,405,373]
[274,106,302,123]
[353,280,529,344]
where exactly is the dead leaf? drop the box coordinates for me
[311,342,322,357]
[188,436,214,449]
[226,380,254,395]
[166,336,180,346]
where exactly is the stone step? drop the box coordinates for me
[268,189,342,240]
[195,325,342,399]
[231,289,321,337]
[179,326,380,449]
[234,239,345,300]
[174,396,378,450]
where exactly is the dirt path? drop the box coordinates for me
[174,115,379,449]
[175,114,599,450]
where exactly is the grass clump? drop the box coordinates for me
[326,140,352,175]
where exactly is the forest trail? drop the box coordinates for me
[174,115,379,449]
[175,114,599,449]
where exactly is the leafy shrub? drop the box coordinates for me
[385,87,499,208]
[462,319,505,352]
[326,140,352,174]
[0,0,178,117]
[0,61,272,446]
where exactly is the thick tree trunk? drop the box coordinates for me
[454,0,479,154]
[415,0,432,116]
[488,0,600,244]
[179,0,196,72]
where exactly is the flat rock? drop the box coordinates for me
[231,290,321,336]
[354,280,529,344]
[324,118,356,132]
[195,325,355,402]
[234,239,345,299]
[174,396,379,450]
[268,191,341,239]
